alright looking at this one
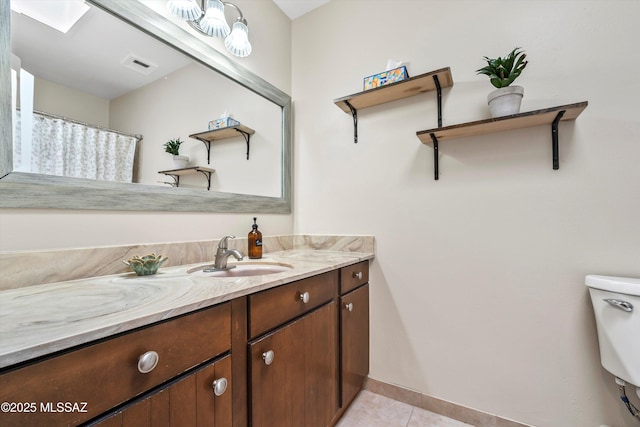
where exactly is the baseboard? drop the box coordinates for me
[363,377,535,427]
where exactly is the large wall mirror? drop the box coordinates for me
[0,0,291,213]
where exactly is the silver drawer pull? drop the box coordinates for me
[299,291,310,304]
[353,271,363,280]
[344,302,353,312]
[262,350,275,365]
[604,299,634,312]
[137,351,159,374]
[212,377,228,396]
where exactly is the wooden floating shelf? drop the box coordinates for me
[189,124,255,161]
[416,101,589,180]
[417,102,588,143]
[158,166,215,176]
[334,67,453,113]
[189,124,255,142]
[158,166,215,190]
[334,67,454,143]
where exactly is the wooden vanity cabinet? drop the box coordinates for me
[0,303,231,427]
[0,261,371,427]
[247,271,339,427]
[96,355,232,427]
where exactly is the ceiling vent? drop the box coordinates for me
[120,54,158,76]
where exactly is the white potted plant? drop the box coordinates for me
[163,137,189,169]
[476,47,528,117]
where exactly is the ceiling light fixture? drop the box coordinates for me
[166,0,252,57]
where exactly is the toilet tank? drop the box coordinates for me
[585,275,640,387]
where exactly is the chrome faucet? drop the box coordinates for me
[212,235,244,270]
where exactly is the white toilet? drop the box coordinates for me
[586,275,640,399]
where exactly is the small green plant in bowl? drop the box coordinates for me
[123,253,168,276]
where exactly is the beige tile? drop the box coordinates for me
[408,407,476,427]
[336,390,413,427]
[362,379,532,427]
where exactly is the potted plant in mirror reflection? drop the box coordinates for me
[476,47,528,118]
[164,137,189,169]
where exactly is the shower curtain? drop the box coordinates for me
[14,112,138,183]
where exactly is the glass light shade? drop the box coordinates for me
[224,21,252,57]
[166,0,202,21]
[199,0,230,38]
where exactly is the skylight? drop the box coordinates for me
[10,0,90,34]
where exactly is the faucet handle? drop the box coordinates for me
[219,235,235,250]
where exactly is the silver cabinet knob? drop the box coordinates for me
[299,291,310,304]
[137,351,159,374]
[212,377,228,396]
[344,302,353,312]
[262,350,275,365]
[353,271,363,280]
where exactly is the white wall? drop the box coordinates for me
[0,0,292,252]
[34,77,110,127]
[292,1,639,426]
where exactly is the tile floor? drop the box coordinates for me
[337,390,475,427]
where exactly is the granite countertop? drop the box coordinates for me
[0,249,374,369]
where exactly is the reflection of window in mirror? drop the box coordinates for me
[11,53,34,175]
[9,0,282,197]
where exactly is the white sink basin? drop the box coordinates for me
[188,262,293,278]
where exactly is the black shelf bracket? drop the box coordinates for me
[433,74,443,128]
[196,169,213,190]
[193,137,212,164]
[162,173,181,187]
[345,100,358,143]
[235,128,252,159]
[163,174,179,187]
[430,133,439,180]
[551,110,566,170]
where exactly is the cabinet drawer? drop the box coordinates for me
[249,271,338,339]
[96,354,232,427]
[340,261,369,294]
[0,303,231,426]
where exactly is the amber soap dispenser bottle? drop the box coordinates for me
[248,217,263,259]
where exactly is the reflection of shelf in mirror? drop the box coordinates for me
[334,67,454,143]
[158,166,215,190]
[416,101,588,180]
[189,124,256,162]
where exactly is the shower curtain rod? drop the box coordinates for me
[30,109,143,141]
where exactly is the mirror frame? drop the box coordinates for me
[0,0,291,213]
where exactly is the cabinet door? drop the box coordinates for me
[249,301,338,427]
[96,355,232,427]
[341,284,369,407]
